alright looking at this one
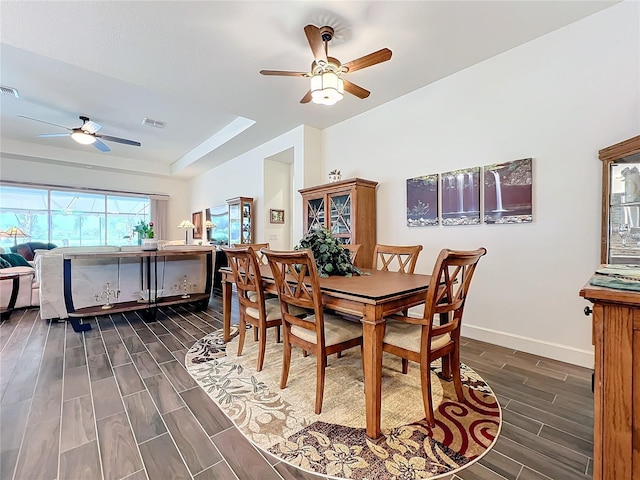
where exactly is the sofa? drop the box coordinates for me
[35,244,216,320]
[0,250,39,311]
[10,242,57,262]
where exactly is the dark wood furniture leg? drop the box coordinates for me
[0,275,21,321]
[223,278,232,342]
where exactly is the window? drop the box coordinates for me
[0,184,150,249]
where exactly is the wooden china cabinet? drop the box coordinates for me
[580,134,640,480]
[227,196,254,245]
[299,178,377,268]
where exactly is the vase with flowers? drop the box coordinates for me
[328,169,342,183]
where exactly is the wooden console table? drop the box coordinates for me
[580,281,640,480]
[63,248,213,332]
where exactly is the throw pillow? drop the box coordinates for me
[16,245,34,261]
[0,257,12,269]
[0,253,31,267]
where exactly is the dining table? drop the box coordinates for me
[220,264,434,440]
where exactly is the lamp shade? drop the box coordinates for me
[177,220,196,229]
[71,131,96,145]
[178,220,196,243]
[311,71,344,106]
[204,220,216,229]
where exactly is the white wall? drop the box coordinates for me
[264,151,293,249]
[189,125,322,244]
[0,154,190,241]
[321,2,639,367]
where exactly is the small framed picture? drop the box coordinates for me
[192,211,203,239]
[270,209,285,224]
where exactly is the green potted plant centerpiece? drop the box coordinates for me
[134,220,157,250]
[296,228,362,277]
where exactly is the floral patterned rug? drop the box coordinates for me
[186,328,501,479]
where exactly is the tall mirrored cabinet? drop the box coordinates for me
[227,196,254,245]
[600,135,640,264]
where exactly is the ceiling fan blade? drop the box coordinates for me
[93,139,111,152]
[95,134,141,146]
[17,114,71,131]
[344,80,370,99]
[300,90,312,104]
[37,133,71,138]
[304,24,327,64]
[260,70,307,77]
[342,48,392,73]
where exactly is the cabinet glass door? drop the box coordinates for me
[242,203,251,243]
[306,197,325,231]
[229,203,240,246]
[329,193,351,238]
[609,159,640,264]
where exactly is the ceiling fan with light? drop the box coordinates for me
[260,25,392,105]
[17,114,141,152]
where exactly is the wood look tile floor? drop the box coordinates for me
[0,296,594,480]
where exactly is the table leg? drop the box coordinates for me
[362,307,385,440]
[222,278,232,342]
[0,276,20,321]
[69,318,91,333]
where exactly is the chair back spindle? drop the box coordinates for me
[373,244,423,273]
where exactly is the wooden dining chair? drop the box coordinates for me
[263,248,363,414]
[382,247,487,426]
[342,243,362,264]
[222,246,283,372]
[232,243,273,341]
[373,244,423,273]
[232,243,270,265]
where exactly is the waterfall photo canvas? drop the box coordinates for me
[484,158,533,224]
[406,174,439,226]
[441,167,481,225]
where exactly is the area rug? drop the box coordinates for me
[185,328,501,479]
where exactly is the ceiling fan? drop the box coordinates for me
[260,24,392,105]
[17,114,141,152]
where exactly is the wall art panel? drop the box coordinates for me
[484,158,533,224]
[441,167,480,226]
[406,174,439,227]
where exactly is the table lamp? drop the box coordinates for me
[204,220,216,241]
[177,220,196,244]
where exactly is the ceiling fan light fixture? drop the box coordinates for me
[310,70,344,106]
[71,130,96,145]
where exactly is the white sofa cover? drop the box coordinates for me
[0,266,38,311]
[35,245,215,320]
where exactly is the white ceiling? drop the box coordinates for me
[0,1,617,179]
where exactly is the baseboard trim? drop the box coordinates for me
[462,324,594,369]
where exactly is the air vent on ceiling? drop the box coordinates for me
[1,86,19,98]
[142,117,165,128]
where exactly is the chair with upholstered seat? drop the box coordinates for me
[373,244,423,273]
[222,246,282,372]
[232,243,271,341]
[373,243,423,319]
[381,247,486,426]
[263,248,363,414]
[342,244,362,264]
